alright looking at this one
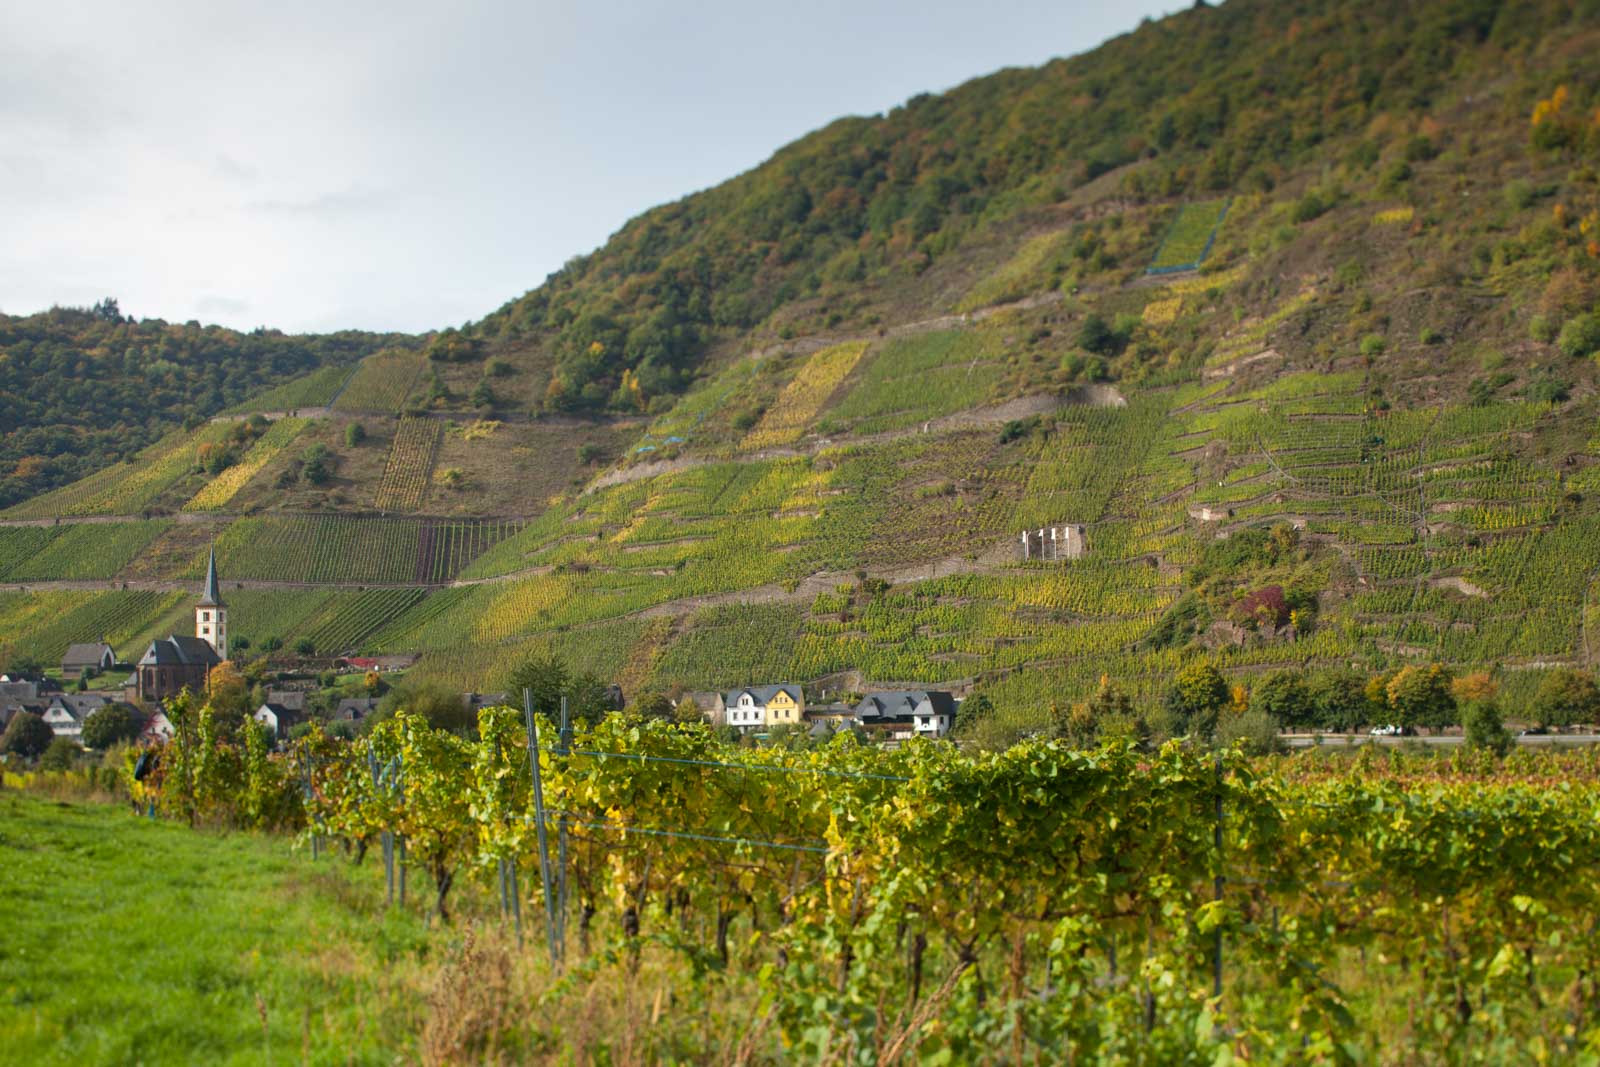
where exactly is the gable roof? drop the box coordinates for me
[724,684,804,707]
[854,690,956,721]
[139,635,223,668]
[334,697,380,721]
[62,642,115,668]
[198,547,224,607]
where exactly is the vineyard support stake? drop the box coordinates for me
[525,688,560,967]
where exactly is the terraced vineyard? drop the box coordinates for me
[220,364,354,414]
[1148,198,1230,272]
[330,350,424,414]
[0,588,184,665]
[213,516,422,585]
[0,520,172,581]
[373,416,442,511]
[226,587,429,654]
[1,424,231,519]
[415,519,525,582]
[740,341,869,449]
[183,417,308,511]
[823,330,1008,435]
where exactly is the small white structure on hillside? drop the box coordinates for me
[1020,525,1087,561]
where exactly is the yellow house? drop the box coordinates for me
[724,685,805,731]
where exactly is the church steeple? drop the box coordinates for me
[199,547,223,607]
[196,547,227,659]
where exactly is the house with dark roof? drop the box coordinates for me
[723,684,805,732]
[136,636,221,703]
[853,690,957,740]
[42,693,119,738]
[254,700,304,742]
[61,642,116,679]
[677,691,726,725]
[334,697,381,723]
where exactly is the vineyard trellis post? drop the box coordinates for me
[1212,753,1224,1003]
[556,696,571,962]
[524,689,560,966]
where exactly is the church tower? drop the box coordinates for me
[196,547,228,660]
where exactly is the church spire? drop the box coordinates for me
[199,546,223,607]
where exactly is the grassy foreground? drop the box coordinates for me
[0,792,436,1065]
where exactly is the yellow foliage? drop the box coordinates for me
[1372,206,1414,226]
[1142,297,1182,325]
[741,341,870,449]
[1532,85,1568,127]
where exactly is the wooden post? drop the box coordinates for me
[525,689,559,966]
[556,696,571,962]
[1213,753,1224,1002]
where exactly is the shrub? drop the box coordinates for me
[1524,375,1570,404]
[1462,701,1510,757]
[1359,334,1386,357]
[1217,709,1285,755]
[1419,326,1443,345]
[1292,192,1327,223]
[293,637,315,656]
[1556,313,1600,359]
[1529,314,1557,343]
[344,422,366,447]
[40,736,82,771]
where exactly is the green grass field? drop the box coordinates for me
[0,793,436,1065]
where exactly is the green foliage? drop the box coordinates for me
[1216,708,1284,755]
[1385,663,1457,729]
[1557,312,1600,358]
[80,704,142,749]
[0,304,407,509]
[1462,700,1511,755]
[40,736,82,771]
[1165,659,1229,738]
[1529,668,1600,729]
[344,422,366,448]
[1251,669,1312,729]
[1,711,54,759]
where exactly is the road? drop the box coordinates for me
[1284,733,1600,748]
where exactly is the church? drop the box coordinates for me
[135,549,227,703]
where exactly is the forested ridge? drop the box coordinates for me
[0,299,413,508]
[461,0,1597,414]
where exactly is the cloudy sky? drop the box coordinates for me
[2,1,1172,335]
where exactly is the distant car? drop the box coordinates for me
[1518,727,1548,737]
[1368,724,1415,737]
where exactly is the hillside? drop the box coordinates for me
[5,0,1600,731]
[0,299,415,508]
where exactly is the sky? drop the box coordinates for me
[1,1,1174,336]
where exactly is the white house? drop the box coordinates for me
[722,685,805,732]
[853,690,957,739]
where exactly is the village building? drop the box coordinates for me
[723,684,805,732]
[676,691,726,725]
[136,549,228,704]
[334,696,381,724]
[61,642,116,679]
[253,690,309,740]
[41,692,118,738]
[136,637,222,704]
[195,548,228,660]
[853,690,957,739]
